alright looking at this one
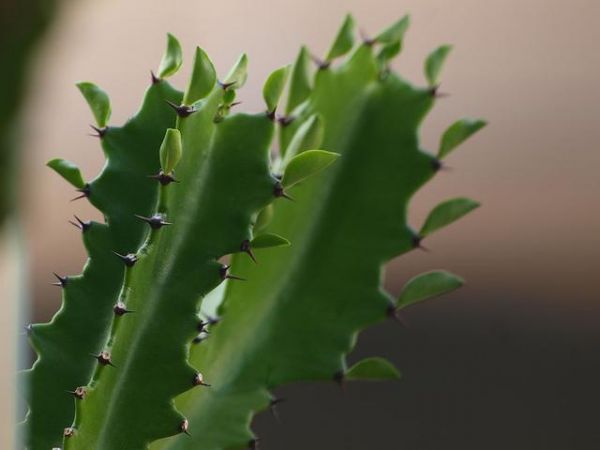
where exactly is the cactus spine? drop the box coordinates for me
[22,15,485,450]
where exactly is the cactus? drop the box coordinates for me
[21,15,485,450]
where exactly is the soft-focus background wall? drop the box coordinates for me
[8,0,600,448]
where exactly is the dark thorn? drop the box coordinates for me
[197,321,209,333]
[193,372,210,387]
[277,115,295,127]
[180,419,191,436]
[411,235,429,252]
[113,302,134,316]
[70,184,91,202]
[429,85,450,98]
[431,158,442,172]
[273,181,294,201]
[113,251,138,267]
[219,264,246,281]
[151,70,160,84]
[135,214,172,229]
[310,53,330,70]
[218,80,237,90]
[240,240,257,264]
[148,171,178,185]
[192,334,206,344]
[248,438,260,450]
[269,397,286,422]
[266,109,277,121]
[359,29,376,46]
[206,315,220,326]
[64,427,75,438]
[165,100,196,118]
[92,351,115,367]
[66,386,87,400]
[230,101,242,108]
[52,272,68,288]
[69,215,91,232]
[386,305,408,327]
[90,125,107,138]
[24,324,33,336]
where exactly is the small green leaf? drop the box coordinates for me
[326,14,355,61]
[420,197,480,237]
[378,40,403,64]
[424,44,452,86]
[263,65,291,113]
[438,118,487,159]
[346,357,401,381]
[375,15,410,44]
[397,271,464,308]
[282,150,339,189]
[157,33,183,79]
[253,205,274,234]
[250,233,290,249]
[183,47,216,105]
[46,158,86,189]
[76,82,111,128]
[159,128,182,174]
[283,114,324,160]
[224,54,248,89]
[286,46,312,114]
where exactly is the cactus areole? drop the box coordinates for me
[21,15,486,450]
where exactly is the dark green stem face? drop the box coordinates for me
[22,16,485,450]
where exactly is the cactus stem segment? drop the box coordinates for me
[89,125,107,138]
[69,214,91,232]
[112,252,138,267]
[273,181,294,201]
[192,372,210,387]
[219,264,245,281]
[70,184,91,202]
[113,302,134,316]
[134,214,172,229]
[240,239,257,263]
[66,387,87,400]
[51,272,68,288]
[180,419,191,436]
[165,100,196,118]
[93,351,115,367]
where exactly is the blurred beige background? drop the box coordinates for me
[6,0,600,447]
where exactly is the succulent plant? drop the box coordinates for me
[20,15,485,450]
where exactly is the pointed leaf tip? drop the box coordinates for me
[326,14,355,61]
[47,158,86,189]
[263,65,291,113]
[376,15,410,44]
[420,197,480,237]
[438,118,487,159]
[346,357,401,381]
[286,46,312,114]
[425,44,452,86]
[157,33,183,79]
[159,128,182,174]
[397,271,464,308]
[282,150,339,189]
[76,82,111,128]
[250,233,290,249]
[224,54,248,89]
[183,47,217,105]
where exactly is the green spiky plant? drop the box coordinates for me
[20,15,486,450]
